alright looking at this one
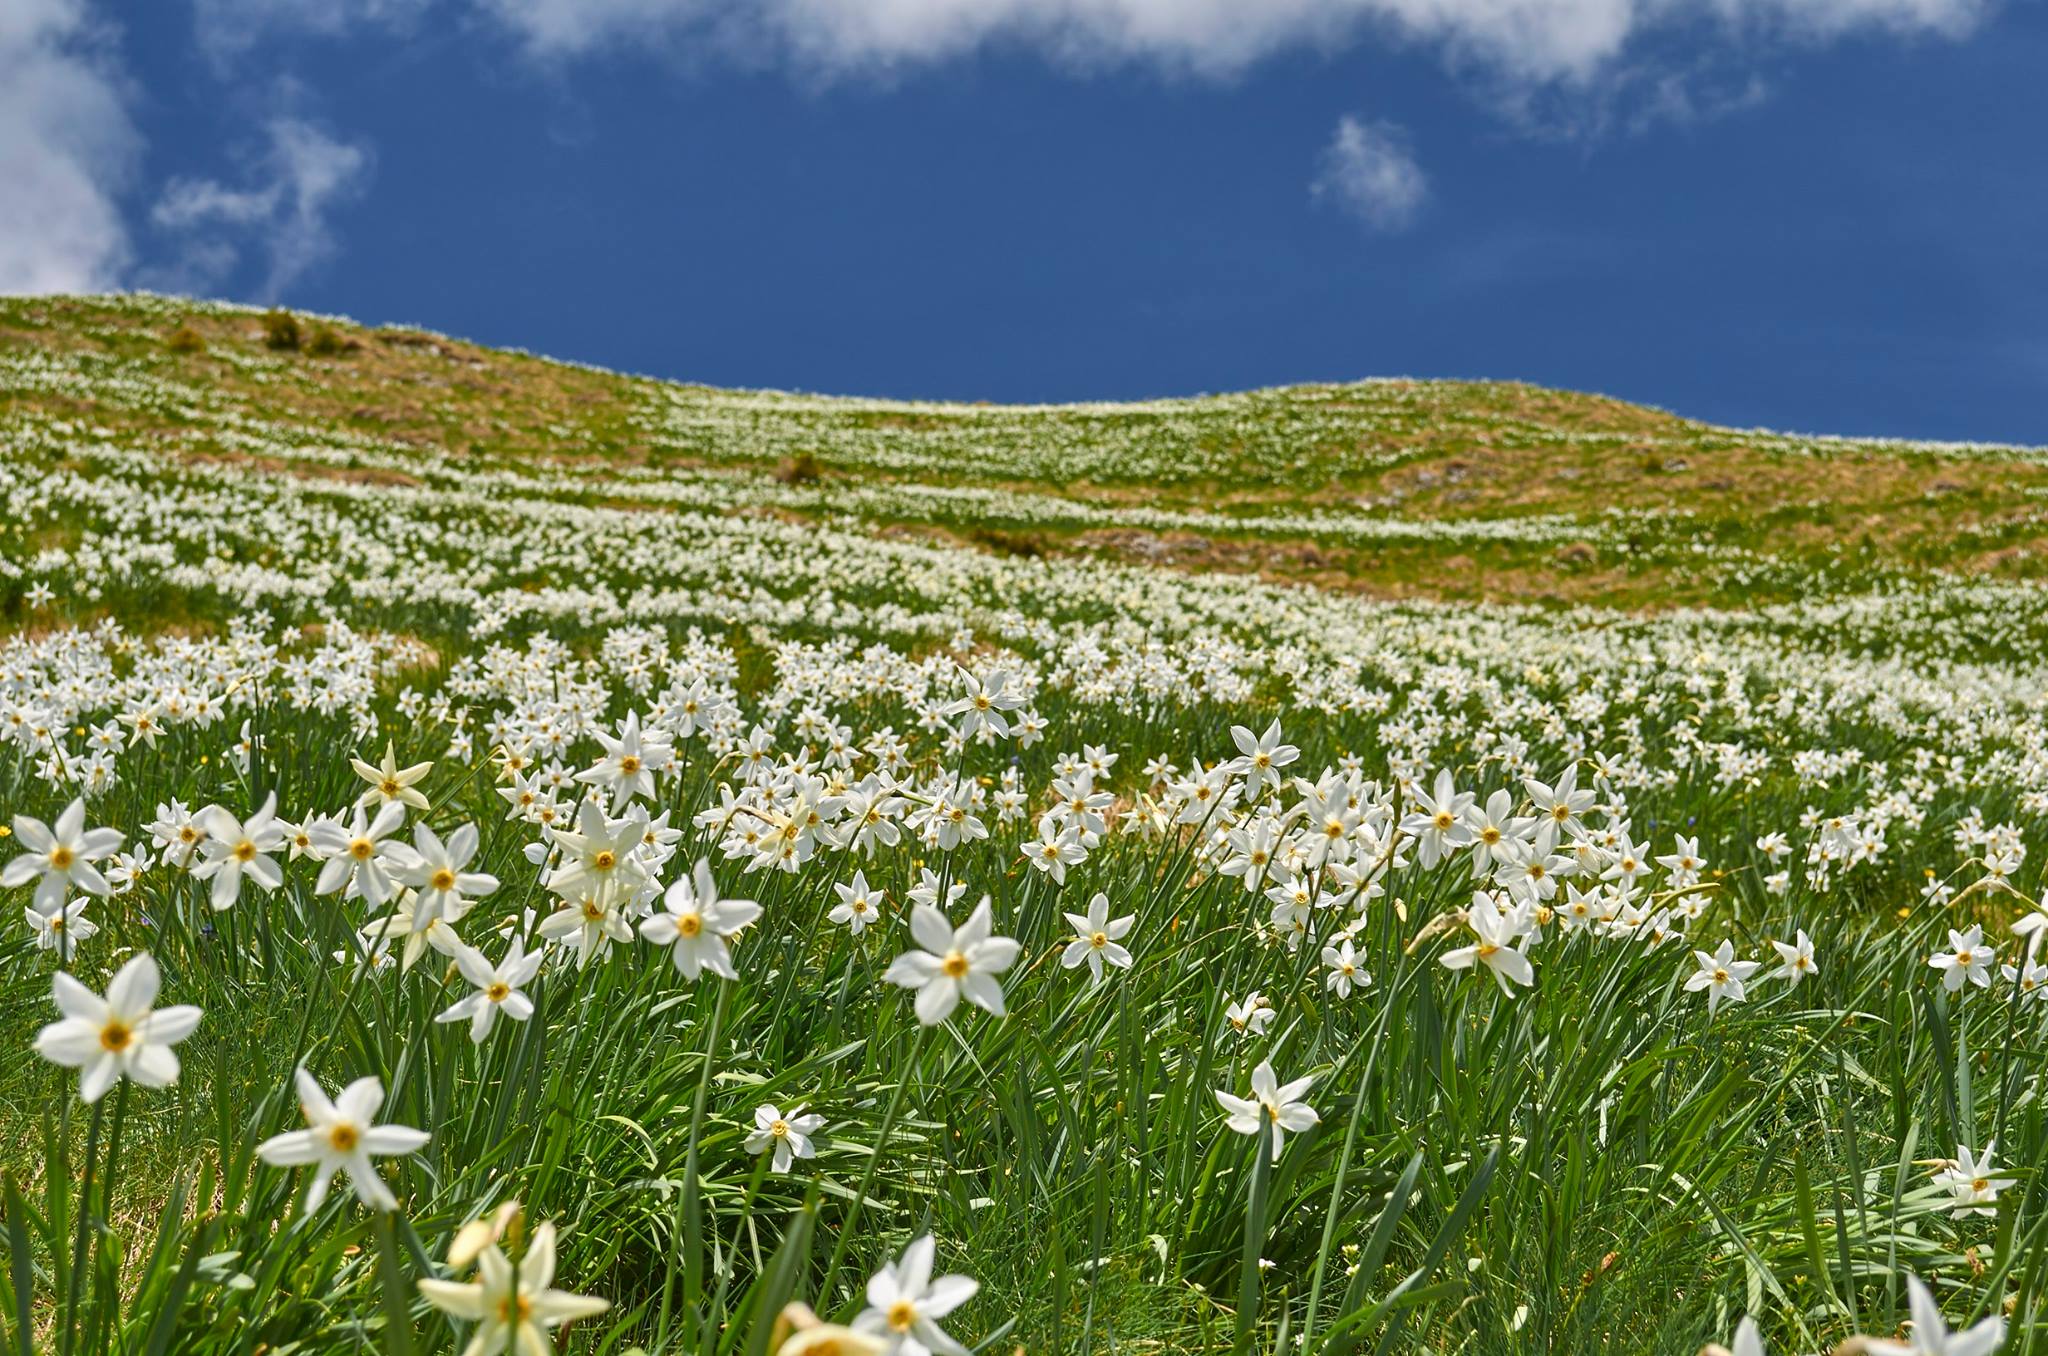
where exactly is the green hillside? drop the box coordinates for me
[4,293,2047,1356]
[7,293,2046,615]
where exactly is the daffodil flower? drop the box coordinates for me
[256,1068,429,1212]
[34,952,201,1103]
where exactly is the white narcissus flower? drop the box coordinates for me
[539,887,633,968]
[1215,1059,1319,1161]
[5,798,123,913]
[853,1234,978,1356]
[1060,891,1134,983]
[883,896,1020,1026]
[393,821,498,924]
[1229,718,1300,796]
[1685,939,1761,1015]
[193,791,287,911]
[829,870,884,934]
[1655,834,1706,887]
[26,897,98,961]
[1224,991,1274,1038]
[435,938,544,1043]
[1929,926,1994,993]
[1854,1273,2004,1356]
[943,668,1022,740]
[1440,899,1536,995]
[1933,1142,2016,1218]
[310,802,413,908]
[1399,768,1476,869]
[575,710,670,811]
[352,742,433,811]
[1770,930,1817,987]
[641,858,760,981]
[1322,937,1370,999]
[256,1068,429,1212]
[362,891,467,972]
[745,1103,825,1173]
[1525,766,1596,835]
[1022,818,1086,883]
[417,1221,609,1352]
[446,1200,523,1270]
[34,952,201,1103]
[778,1311,886,1356]
[1703,1314,1766,1356]
[547,801,652,902]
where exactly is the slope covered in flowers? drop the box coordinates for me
[1,294,2046,1356]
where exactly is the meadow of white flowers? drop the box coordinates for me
[2,297,2046,1355]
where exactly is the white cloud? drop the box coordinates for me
[0,0,138,294]
[190,0,432,68]
[1313,116,1427,231]
[459,0,1993,88]
[152,118,373,300]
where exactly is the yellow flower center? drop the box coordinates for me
[677,912,703,938]
[380,778,401,798]
[888,1300,917,1332]
[486,982,511,1002]
[942,950,970,979]
[770,1119,789,1138]
[51,845,76,869]
[431,868,457,891]
[350,837,374,860]
[328,1123,360,1152]
[619,755,641,774]
[593,850,616,872]
[234,840,257,862]
[1090,931,1108,948]
[99,1020,133,1052]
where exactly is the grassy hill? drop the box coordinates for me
[7,292,2046,614]
[5,293,2048,1356]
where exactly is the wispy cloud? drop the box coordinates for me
[190,0,433,69]
[166,0,2000,95]
[457,0,1994,91]
[0,0,138,293]
[151,118,374,300]
[1312,117,1427,232]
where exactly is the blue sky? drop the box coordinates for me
[7,0,2046,442]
